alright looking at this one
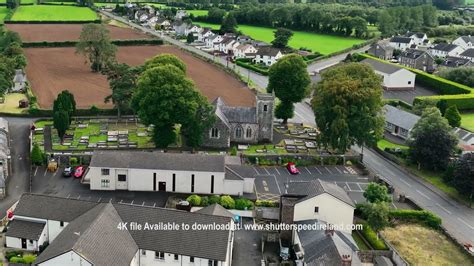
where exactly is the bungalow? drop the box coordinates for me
[460,48,474,62]
[253,47,283,66]
[384,104,420,140]
[452,35,474,50]
[429,43,464,58]
[233,44,258,59]
[83,151,254,196]
[439,57,473,68]
[399,49,435,72]
[389,36,415,51]
[362,58,416,90]
[11,69,26,93]
[367,42,394,60]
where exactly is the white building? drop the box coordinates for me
[389,36,415,51]
[452,35,474,50]
[362,58,416,90]
[233,44,258,59]
[11,69,26,92]
[83,151,254,196]
[460,48,474,62]
[404,32,429,46]
[219,38,239,54]
[253,47,283,66]
[205,35,224,50]
[198,27,214,42]
[429,43,465,58]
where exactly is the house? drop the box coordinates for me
[439,56,473,68]
[460,48,474,62]
[367,42,394,60]
[237,35,252,43]
[185,24,202,37]
[11,69,26,93]
[362,58,416,90]
[389,36,415,51]
[404,32,429,46]
[233,44,258,59]
[452,35,474,50]
[384,104,420,140]
[429,43,464,58]
[175,10,188,20]
[150,17,170,29]
[172,20,188,36]
[253,47,283,66]
[280,179,355,234]
[198,27,214,42]
[83,151,255,196]
[202,94,274,148]
[399,49,435,72]
[453,127,474,153]
[206,35,224,50]
[0,118,9,198]
[219,38,239,54]
[6,194,234,266]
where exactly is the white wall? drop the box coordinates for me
[48,220,68,242]
[138,250,222,266]
[293,194,354,234]
[376,69,415,89]
[38,251,92,266]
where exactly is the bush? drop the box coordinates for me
[31,143,45,166]
[235,59,269,75]
[220,195,235,209]
[186,194,202,206]
[230,146,237,156]
[5,250,23,260]
[255,200,279,207]
[359,222,388,250]
[201,196,209,206]
[208,195,221,205]
[388,209,442,229]
[9,257,25,263]
[235,198,254,210]
[23,254,36,264]
[69,157,78,166]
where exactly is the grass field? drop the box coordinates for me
[0,7,8,23]
[0,93,29,114]
[460,112,474,131]
[194,22,365,55]
[383,224,473,265]
[467,0,474,5]
[43,2,77,5]
[376,139,408,150]
[186,9,208,16]
[11,5,98,21]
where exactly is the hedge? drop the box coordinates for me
[359,222,388,250]
[414,94,474,111]
[22,39,163,48]
[388,209,442,229]
[235,60,269,76]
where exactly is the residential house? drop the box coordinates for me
[0,118,9,198]
[219,38,239,54]
[389,36,415,51]
[172,20,188,36]
[237,35,252,43]
[233,44,258,59]
[150,17,170,30]
[384,104,420,140]
[134,10,149,23]
[362,58,416,90]
[439,56,473,68]
[399,49,435,72]
[404,32,429,46]
[460,48,474,62]
[6,194,234,266]
[11,69,26,93]
[453,127,474,153]
[429,43,465,58]
[198,27,214,42]
[452,35,474,50]
[175,10,187,20]
[206,35,224,50]
[202,94,274,148]
[367,42,394,60]
[253,47,283,66]
[185,24,202,37]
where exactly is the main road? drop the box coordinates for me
[102,11,474,245]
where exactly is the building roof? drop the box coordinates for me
[390,36,412,44]
[404,32,425,39]
[236,44,253,51]
[460,48,474,58]
[195,203,235,218]
[89,151,226,172]
[361,58,404,74]
[401,49,429,60]
[13,69,26,83]
[384,104,420,131]
[220,106,257,123]
[459,35,474,44]
[6,219,45,240]
[372,41,394,51]
[454,127,474,144]
[433,43,459,52]
[440,57,471,68]
[256,46,281,57]
[285,179,354,207]
[224,166,245,180]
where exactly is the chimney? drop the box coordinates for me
[279,196,297,242]
[341,254,352,266]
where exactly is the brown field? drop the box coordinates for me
[24,45,255,109]
[6,24,152,43]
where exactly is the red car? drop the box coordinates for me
[286,162,299,175]
[74,166,85,178]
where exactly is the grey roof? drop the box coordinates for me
[372,42,394,51]
[404,32,425,39]
[36,204,138,266]
[6,219,45,240]
[195,203,234,218]
[401,49,429,60]
[89,151,226,172]
[13,69,26,83]
[295,220,361,266]
[390,36,412,44]
[460,35,474,44]
[460,48,474,58]
[285,179,354,207]
[225,166,244,180]
[14,194,99,222]
[220,106,257,123]
[256,46,281,57]
[384,104,420,131]
[440,57,471,68]
[433,43,459,52]
[454,127,474,143]
[361,58,404,74]
[226,164,258,178]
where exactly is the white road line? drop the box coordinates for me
[356,183,363,191]
[274,175,282,194]
[67,194,70,198]
[335,167,342,174]
[153,203,156,207]
[345,182,351,191]
[131,200,134,205]
[274,167,281,175]
[34,167,38,176]
[305,167,312,175]
[98,197,102,202]
[142,202,145,206]
[314,167,322,174]
[436,203,452,215]
[325,167,333,174]
[77,195,81,199]
[457,218,474,230]
[400,178,412,187]
[264,168,270,175]
[43,168,48,176]
[253,167,259,175]
[416,189,431,200]
[354,200,358,204]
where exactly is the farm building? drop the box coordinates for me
[362,58,416,90]
[83,151,254,196]
[383,105,420,140]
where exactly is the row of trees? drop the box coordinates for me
[377,5,438,36]
[0,29,26,97]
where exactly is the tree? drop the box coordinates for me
[436,99,448,116]
[413,98,437,115]
[444,105,461,128]
[53,110,70,141]
[76,24,117,72]
[271,28,293,49]
[220,13,238,34]
[365,202,389,233]
[408,107,458,171]
[53,90,76,122]
[144,53,186,74]
[103,63,140,118]
[312,63,384,152]
[31,143,44,166]
[207,7,226,24]
[186,33,195,44]
[452,153,474,203]
[267,54,310,123]
[437,67,474,87]
[363,183,392,203]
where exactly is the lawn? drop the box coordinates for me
[0,93,29,114]
[382,224,473,265]
[11,5,98,21]
[0,7,8,23]
[194,22,366,55]
[352,232,370,250]
[460,112,474,132]
[186,9,208,16]
[376,139,408,150]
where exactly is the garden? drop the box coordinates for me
[10,5,98,21]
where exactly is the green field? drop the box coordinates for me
[467,0,474,5]
[43,2,78,5]
[186,9,208,16]
[11,5,98,21]
[461,112,474,131]
[0,7,8,23]
[194,22,365,55]
[377,139,408,150]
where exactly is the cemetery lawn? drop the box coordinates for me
[194,22,366,55]
[11,5,98,21]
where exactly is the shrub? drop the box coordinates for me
[359,222,388,250]
[31,143,45,166]
[388,209,442,229]
[5,250,23,260]
[23,254,36,264]
[235,59,269,75]
[208,195,221,205]
[9,257,25,263]
[230,146,237,156]
[201,196,209,206]
[220,195,235,209]
[186,194,202,206]
[235,198,254,210]
[69,157,78,165]
[255,200,279,207]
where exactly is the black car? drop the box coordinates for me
[62,167,73,177]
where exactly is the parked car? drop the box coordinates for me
[62,167,73,178]
[74,166,85,178]
[286,162,299,175]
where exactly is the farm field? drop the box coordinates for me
[0,7,8,23]
[461,112,474,131]
[6,23,152,42]
[194,22,366,55]
[24,45,255,109]
[186,10,208,16]
[11,5,97,21]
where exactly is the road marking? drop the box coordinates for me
[66,194,70,198]
[98,197,102,202]
[77,195,81,200]
[43,168,48,176]
[325,167,333,174]
[274,168,281,175]
[264,168,270,175]
[313,167,322,174]
[305,167,312,175]
[357,183,363,191]
[253,167,259,175]
[436,203,452,215]
[416,189,431,200]
[34,167,38,176]
[345,182,351,191]
[153,203,156,207]
[274,175,282,194]
[335,167,342,174]
[142,201,145,206]
[457,218,474,230]
[131,200,134,205]
[400,178,412,187]
[354,200,358,204]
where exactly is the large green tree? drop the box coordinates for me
[438,67,474,87]
[365,202,389,233]
[408,107,458,171]
[53,90,76,120]
[444,105,461,128]
[53,110,70,142]
[452,153,474,202]
[271,28,293,48]
[144,53,186,73]
[220,13,238,34]
[76,24,117,72]
[363,182,392,203]
[267,54,310,124]
[312,63,384,152]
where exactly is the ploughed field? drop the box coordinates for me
[25,45,255,109]
[6,24,152,42]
